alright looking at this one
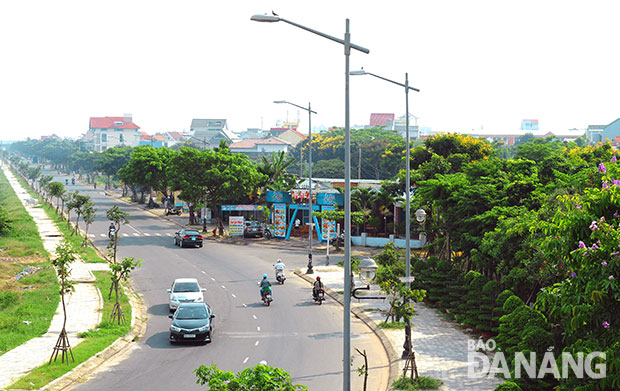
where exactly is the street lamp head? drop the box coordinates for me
[251,14,280,23]
[358,257,378,284]
[349,69,367,76]
[415,208,427,223]
[273,100,286,104]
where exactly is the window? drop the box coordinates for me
[101,133,107,143]
[119,134,124,143]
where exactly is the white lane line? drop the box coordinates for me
[122,233,129,237]
[243,357,249,364]
[255,341,259,346]
[221,285,226,289]
[89,234,95,237]
[166,233,172,237]
[252,315,257,320]
[257,326,260,332]
[211,277,216,281]
[155,233,161,236]
[126,223,141,233]
[201,270,206,274]
[231,293,236,298]
[99,234,106,237]
[133,233,140,236]
[144,233,151,236]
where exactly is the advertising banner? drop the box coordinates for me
[266,191,292,204]
[222,205,265,211]
[229,216,245,236]
[321,205,337,241]
[317,192,344,206]
[273,203,287,238]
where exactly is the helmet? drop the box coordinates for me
[276,259,282,263]
[263,274,268,278]
[316,276,321,280]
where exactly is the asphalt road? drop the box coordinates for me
[47,171,389,391]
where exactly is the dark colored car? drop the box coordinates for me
[169,302,215,344]
[244,221,263,238]
[174,229,203,248]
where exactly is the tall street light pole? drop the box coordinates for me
[349,70,419,283]
[274,100,317,274]
[252,14,369,391]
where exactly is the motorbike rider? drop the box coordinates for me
[274,259,286,278]
[108,223,116,238]
[313,276,324,299]
[259,274,272,300]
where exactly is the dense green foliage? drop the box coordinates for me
[194,363,308,390]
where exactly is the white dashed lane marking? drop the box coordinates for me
[221,285,226,289]
[144,233,151,236]
[133,233,140,236]
[231,293,236,298]
[255,341,260,346]
[243,357,249,364]
[252,315,257,320]
[122,233,129,237]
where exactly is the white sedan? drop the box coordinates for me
[167,278,206,312]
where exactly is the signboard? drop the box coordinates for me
[266,191,292,204]
[229,216,245,236]
[321,205,337,241]
[317,192,344,206]
[222,205,265,211]
[521,119,539,131]
[273,203,287,238]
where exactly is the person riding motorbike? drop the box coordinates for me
[274,259,285,275]
[108,223,116,239]
[313,276,324,300]
[259,274,272,300]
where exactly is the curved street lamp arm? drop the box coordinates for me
[279,17,370,54]
[352,285,386,300]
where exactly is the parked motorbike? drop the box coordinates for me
[313,289,325,305]
[166,206,181,216]
[275,270,286,285]
[264,225,273,240]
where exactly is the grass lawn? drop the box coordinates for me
[0,169,58,356]
[9,270,132,390]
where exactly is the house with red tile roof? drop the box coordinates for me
[369,113,395,129]
[277,128,306,146]
[85,114,141,151]
[229,137,292,156]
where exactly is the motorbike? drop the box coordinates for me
[108,228,116,240]
[275,270,286,285]
[313,289,325,305]
[264,225,273,239]
[261,288,273,306]
[166,206,181,216]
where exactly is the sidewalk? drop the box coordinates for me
[0,166,104,390]
[295,265,503,391]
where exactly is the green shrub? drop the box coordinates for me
[494,381,522,391]
[503,295,524,313]
[375,242,402,267]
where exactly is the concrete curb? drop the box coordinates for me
[294,270,400,391]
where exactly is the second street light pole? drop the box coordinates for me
[274,100,317,273]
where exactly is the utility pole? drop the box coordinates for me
[358,145,362,179]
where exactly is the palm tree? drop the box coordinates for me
[373,187,396,234]
[256,151,298,203]
[351,187,376,234]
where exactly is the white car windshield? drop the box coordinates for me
[176,307,208,320]
[173,282,199,293]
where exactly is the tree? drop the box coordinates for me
[49,239,77,364]
[106,205,130,265]
[194,363,308,391]
[70,193,91,236]
[81,203,96,247]
[95,146,132,189]
[47,181,65,214]
[257,151,297,193]
[109,257,141,325]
